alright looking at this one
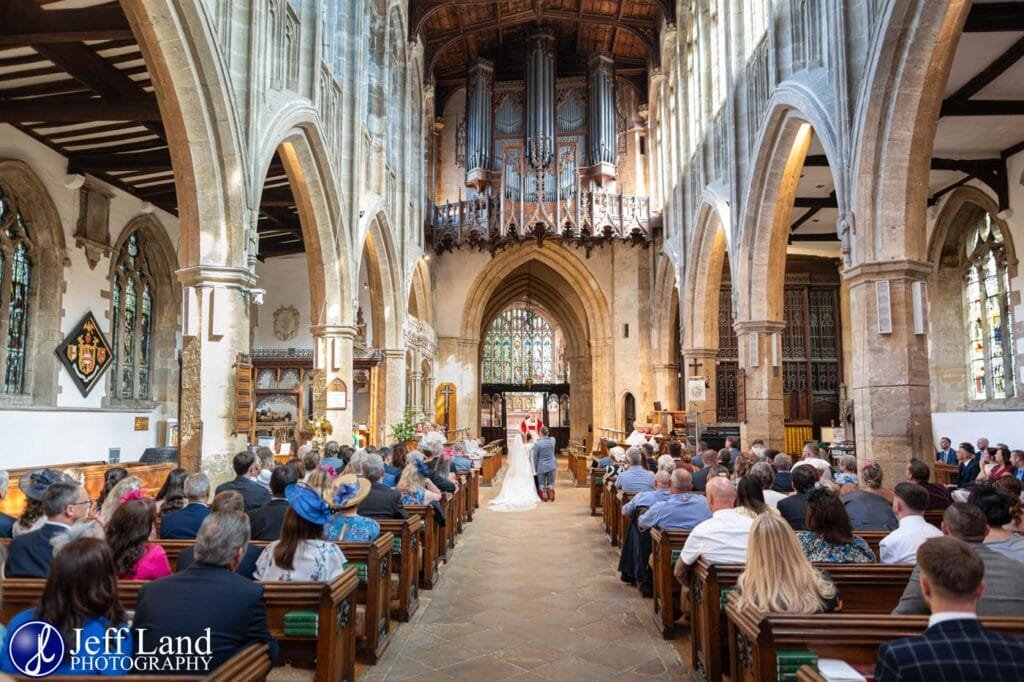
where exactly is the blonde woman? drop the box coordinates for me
[396,458,442,506]
[735,513,841,614]
[99,476,143,524]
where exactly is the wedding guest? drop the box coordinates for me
[385,443,407,481]
[419,444,456,494]
[357,454,408,520]
[734,475,776,518]
[175,492,263,579]
[779,465,818,531]
[935,436,957,466]
[793,442,832,479]
[637,469,711,531]
[0,470,12,538]
[970,485,1024,563]
[300,446,320,481]
[62,467,86,486]
[656,454,676,475]
[859,460,895,502]
[692,449,720,492]
[254,484,346,582]
[12,468,69,537]
[833,455,858,485]
[107,497,172,581]
[623,470,672,518]
[674,477,753,583]
[954,443,981,489]
[95,466,128,514]
[616,447,656,492]
[215,451,271,512]
[160,472,211,539]
[771,452,793,493]
[875,537,1024,682]
[155,467,189,515]
[5,481,90,578]
[751,462,787,509]
[880,483,942,564]
[734,513,840,615]
[906,458,952,511]
[0,538,132,676]
[99,476,143,524]
[134,512,278,671]
[893,504,1024,616]
[670,441,694,472]
[983,445,1014,481]
[842,463,899,531]
[397,458,442,505]
[1011,449,1024,482]
[798,487,876,563]
[993,475,1024,532]
[248,464,297,541]
[325,474,379,541]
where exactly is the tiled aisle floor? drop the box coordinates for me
[361,461,693,681]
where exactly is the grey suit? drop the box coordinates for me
[532,437,557,490]
[892,542,1024,616]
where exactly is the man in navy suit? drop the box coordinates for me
[215,451,271,513]
[160,472,212,539]
[134,511,278,672]
[0,471,14,538]
[954,443,981,489]
[770,452,793,493]
[935,436,957,466]
[5,481,88,578]
[876,536,1024,681]
[248,464,298,540]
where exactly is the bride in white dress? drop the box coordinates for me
[488,433,540,512]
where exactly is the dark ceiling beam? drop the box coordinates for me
[963,2,1024,33]
[788,233,840,243]
[0,3,134,47]
[946,35,1024,105]
[0,96,162,122]
[793,197,838,209]
[923,157,1009,210]
[939,100,1024,117]
[412,0,669,37]
[790,206,823,232]
[67,149,172,172]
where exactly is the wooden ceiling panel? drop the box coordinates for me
[582,0,620,17]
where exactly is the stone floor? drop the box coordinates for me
[360,462,693,681]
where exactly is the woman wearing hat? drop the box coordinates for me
[13,469,69,537]
[324,474,379,542]
[253,484,346,582]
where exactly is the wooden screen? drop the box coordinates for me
[783,283,841,429]
[233,354,253,435]
[716,285,739,422]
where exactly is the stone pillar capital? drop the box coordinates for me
[843,259,932,287]
[732,320,786,335]
[681,347,719,359]
[311,324,358,340]
[176,264,255,290]
[383,348,406,361]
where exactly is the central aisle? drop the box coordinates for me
[364,463,692,681]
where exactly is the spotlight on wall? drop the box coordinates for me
[249,288,266,305]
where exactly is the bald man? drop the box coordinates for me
[674,477,753,583]
[637,469,711,531]
[622,470,672,518]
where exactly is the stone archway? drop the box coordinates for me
[652,255,681,410]
[461,243,613,447]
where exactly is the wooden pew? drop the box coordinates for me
[337,534,394,664]
[0,461,176,517]
[404,504,441,589]
[377,516,421,622]
[39,643,272,681]
[650,528,691,638]
[589,468,604,516]
[456,470,477,521]
[725,592,1024,682]
[480,443,503,486]
[616,490,639,550]
[934,462,959,486]
[1,573,359,682]
[923,508,944,527]
[689,559,914,682]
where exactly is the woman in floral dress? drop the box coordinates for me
[254,483,346,582]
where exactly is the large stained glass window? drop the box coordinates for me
[482,308,555,384]
[0,186,33,395]
[111,232,155,400]
[965,212,1016,401]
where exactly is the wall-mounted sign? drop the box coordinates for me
[687,377,707,402]
[55,311,113,397]
[326,378,347,410]
[134,417,150,431]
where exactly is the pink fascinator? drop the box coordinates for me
[119,489,145,505]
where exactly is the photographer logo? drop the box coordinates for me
[8,620,65,678]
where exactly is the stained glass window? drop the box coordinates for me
[964,212,1016,401]
[0,186,33,395]
[482,308,556,384]
[111,231,156,401]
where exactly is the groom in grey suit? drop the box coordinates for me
[532,426,558,502]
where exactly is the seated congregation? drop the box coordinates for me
[0,434,482,677]
[601,435,1024,681]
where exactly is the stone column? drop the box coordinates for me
[409,356,424,423]
[568,354,593,451]
[682,348,719,425]
[177,266,253,483]
[652,362,680,410]
[734,320,787,451]
[313,325,355,444]
[382,349,406,443]
[845,260,934,483]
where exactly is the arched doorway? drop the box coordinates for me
[623,392,636,435]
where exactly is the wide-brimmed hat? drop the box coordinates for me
[284,483,333,525]
[330,474,371,510]
[319,456,344,477]
[19,469,70,502]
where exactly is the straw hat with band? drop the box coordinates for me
[327,474,370,510]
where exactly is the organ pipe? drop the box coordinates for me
[526,32,556,170]
[588,52,616,183]
[465,58,494,190]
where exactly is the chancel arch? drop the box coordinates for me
[0,160,66,407]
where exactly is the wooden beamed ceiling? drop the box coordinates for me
[411,0,668,103]
[0,0,303,259]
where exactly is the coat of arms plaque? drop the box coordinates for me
[55,311,114,397]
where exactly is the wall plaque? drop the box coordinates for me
[55,312,113,397]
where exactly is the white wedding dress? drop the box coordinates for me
[488,434,541,512]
